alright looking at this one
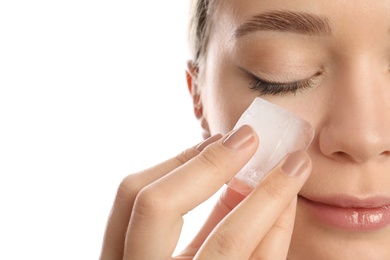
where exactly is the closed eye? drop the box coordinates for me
[241,68,321,96]
[249,76,313,95]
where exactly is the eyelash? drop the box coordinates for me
[249,74,318,96]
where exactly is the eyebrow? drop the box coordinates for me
[234,11,332,38]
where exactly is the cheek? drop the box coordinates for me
[201,86,247,135]
[202,77,256,134]
[200,62,257,135]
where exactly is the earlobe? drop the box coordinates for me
[186,60,211,139]
[186,60,202,120]
[186,60,199,97]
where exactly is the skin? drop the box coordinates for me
[101,0,390,259]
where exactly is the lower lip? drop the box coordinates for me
[299,196,390,231]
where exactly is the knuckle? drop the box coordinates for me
[175,148,198,166]
[271,221,290,234]
[115,173,143,203]
[133,186,172,217]
[261,178,290,201]
[196,147,226,173]
[212,223,248,255]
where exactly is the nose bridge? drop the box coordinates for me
[319,59,390,163]
[338,76,380,133]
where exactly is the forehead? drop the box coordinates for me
[212,0,390,39]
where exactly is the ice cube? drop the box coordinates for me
[228,97,314,196]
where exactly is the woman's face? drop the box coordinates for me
[194,0,390,258]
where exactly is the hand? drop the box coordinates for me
[100,125,312,259]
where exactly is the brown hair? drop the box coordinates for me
[188,0,218,66]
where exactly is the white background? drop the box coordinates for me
[0,1,218,259]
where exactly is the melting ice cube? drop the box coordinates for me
[228,97,314,196]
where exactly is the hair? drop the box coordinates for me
[188,0,218,66]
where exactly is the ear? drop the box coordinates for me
[186,60,211,139]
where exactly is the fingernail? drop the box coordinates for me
[196,134,222,151]
[281,150,310,176]
[222,125,255,150]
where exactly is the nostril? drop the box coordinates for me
[380,151,390,157]
[332,150,390,163]
[319,125,390,163]
[331,151,355,162]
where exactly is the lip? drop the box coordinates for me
[299,195,390,231]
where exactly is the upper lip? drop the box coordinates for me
[299,194,390,208]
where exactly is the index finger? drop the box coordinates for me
[100,134,222,260]
[124,125,259,259]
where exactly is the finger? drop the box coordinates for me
[124,125,259,260]
[177,187,246,257]
[195,150,311,260]
[100,134,222,260]
[251,197,297,259]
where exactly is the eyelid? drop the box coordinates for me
[240,66,322,96]
[239,66,314,85]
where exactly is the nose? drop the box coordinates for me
[318,69,390,164]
